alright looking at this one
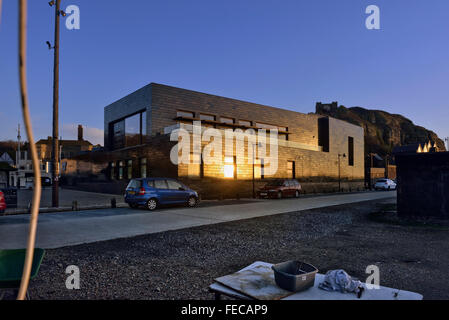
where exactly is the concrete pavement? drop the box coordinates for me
[0,191,396,249]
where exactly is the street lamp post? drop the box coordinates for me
[252,142,262,199]
[338,153,346,192]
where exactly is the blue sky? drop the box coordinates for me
[1,0,448,146]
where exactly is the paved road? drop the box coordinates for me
[12,188,126,209]
[0,191,396,249]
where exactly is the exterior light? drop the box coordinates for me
[48,1,55,6]
[59,10,66,17]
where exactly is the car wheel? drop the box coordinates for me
[295,190,300,198]
[128,203,138,209]
[187,196,197,208]
[146,198,158,211]
[277,191,282,199]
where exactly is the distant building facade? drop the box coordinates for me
[36,125,93,162]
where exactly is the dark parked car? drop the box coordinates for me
[124,178,199,211]
[258,179,302,199]
[0,191,6,213]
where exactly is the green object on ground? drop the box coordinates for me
[0,249,45,289]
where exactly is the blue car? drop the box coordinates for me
[124,178,199,211]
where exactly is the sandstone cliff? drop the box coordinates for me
[316,102,446,156]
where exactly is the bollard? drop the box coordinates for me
[111,198,116,208]
[72,200,78,211]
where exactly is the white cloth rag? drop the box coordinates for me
[318,269,364,294]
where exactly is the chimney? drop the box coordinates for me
[78,125,83,141]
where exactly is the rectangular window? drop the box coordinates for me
[111,110,147,149]
[125,114,141,147]
[113,120,125,149]
[261,159,265,180]
[118,161,125,180]
[255,122,277,130]
[278,126,288,132]
[287,161,295,179]
[110,162,116,180]
[140,158,147,178]
[141,111,147,137]
[220,117,234,124]
[177,110,194,118]
[348,137,354,166]
[188,153,201,178]
[127,160,133,179]
[200,114,215,121]
[318,117,330,152]
[239,120,251,127]
[224,156,236,179]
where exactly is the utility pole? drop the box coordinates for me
[17,124,21,168]
[49,0,65,207]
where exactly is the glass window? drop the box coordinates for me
[154,179,168,189]
[141,111,147,137]
[126,179,141,189]
[177,110,194,118]
[224,156,236,179]
[127,160,133,179]
[220,117,234,124]
[146,179,155,188]
[287,161,295,179]
[110,162,116,180]
[200,114,215,121]
[255,122,277,130]
[239,120,251,127]
[140,158,147,178]
[125,113,141,147]
[188,153,200,178]
[118,161,124,180]
[167,180,183,190]
[111,110,146,150]
[113,120,125,149]
[348,137,354,166]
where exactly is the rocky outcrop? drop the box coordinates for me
[316,102,446,156]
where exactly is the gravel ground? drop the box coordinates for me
[5,198,448,300]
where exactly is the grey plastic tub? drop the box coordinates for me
[272,261,318,292]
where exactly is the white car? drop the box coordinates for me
[374,179,397,191]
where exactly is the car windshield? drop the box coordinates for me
[265,180,284,187]
[377,180,387,183]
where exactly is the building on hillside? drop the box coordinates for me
[64,83,365,198]
[36,125,94,162]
